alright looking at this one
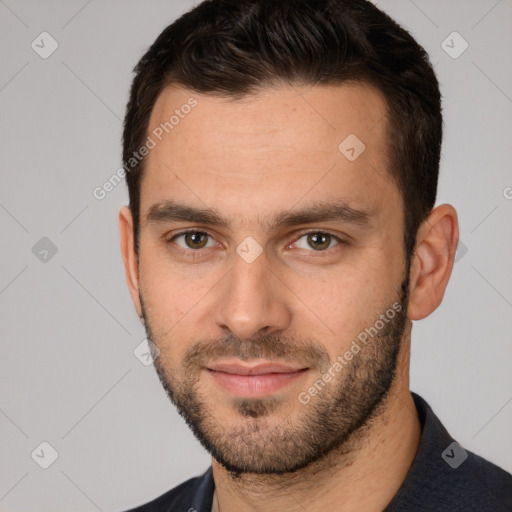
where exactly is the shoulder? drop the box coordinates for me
[456,450,512,509]
[387,393,512,512]
[123,466,214,512]
[400,446,512,511]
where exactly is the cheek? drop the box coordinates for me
[298,275,377,350]
[139,251,224,356]
[288,259,398,358]
[140,238,215,306]
[142,274,207,330]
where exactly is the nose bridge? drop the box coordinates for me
[214,250,292,340]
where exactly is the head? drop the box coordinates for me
[119,0,458,475]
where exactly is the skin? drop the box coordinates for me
[119,83,459,511]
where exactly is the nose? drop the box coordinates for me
[213,248,292,341]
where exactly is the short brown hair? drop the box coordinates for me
[122,0,442,260]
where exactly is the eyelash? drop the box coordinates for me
[166,228,347,255]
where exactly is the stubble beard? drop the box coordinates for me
[140,271,410,476]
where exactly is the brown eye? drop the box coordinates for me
[183,231,209,249]
[292,232,342,252]
[306,233,333,251]
[170,231,214,251]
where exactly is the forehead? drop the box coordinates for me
[141,82,397,224]
[147,81,388,152]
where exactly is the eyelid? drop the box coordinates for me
[167,227,213,240]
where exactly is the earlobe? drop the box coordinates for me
[119,205,142,318]
[407,204,459,321]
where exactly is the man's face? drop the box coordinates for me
[133,83,410,474]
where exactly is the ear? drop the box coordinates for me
[407,204,459,320]
[119,206,142,319]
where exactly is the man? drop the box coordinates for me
[119,0,512,510]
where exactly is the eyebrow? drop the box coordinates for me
[145,199,374,231]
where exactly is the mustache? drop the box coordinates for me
[182,332,331,373]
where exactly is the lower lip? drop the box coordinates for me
[206,369,309,397]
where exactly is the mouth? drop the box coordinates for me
[205,360,309,397]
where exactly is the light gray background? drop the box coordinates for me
[0,0,511,510]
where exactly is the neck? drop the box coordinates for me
[211,330,421,512]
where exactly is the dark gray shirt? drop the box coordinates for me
[126,393,512,511]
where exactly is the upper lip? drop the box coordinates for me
[206,360,307,376]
